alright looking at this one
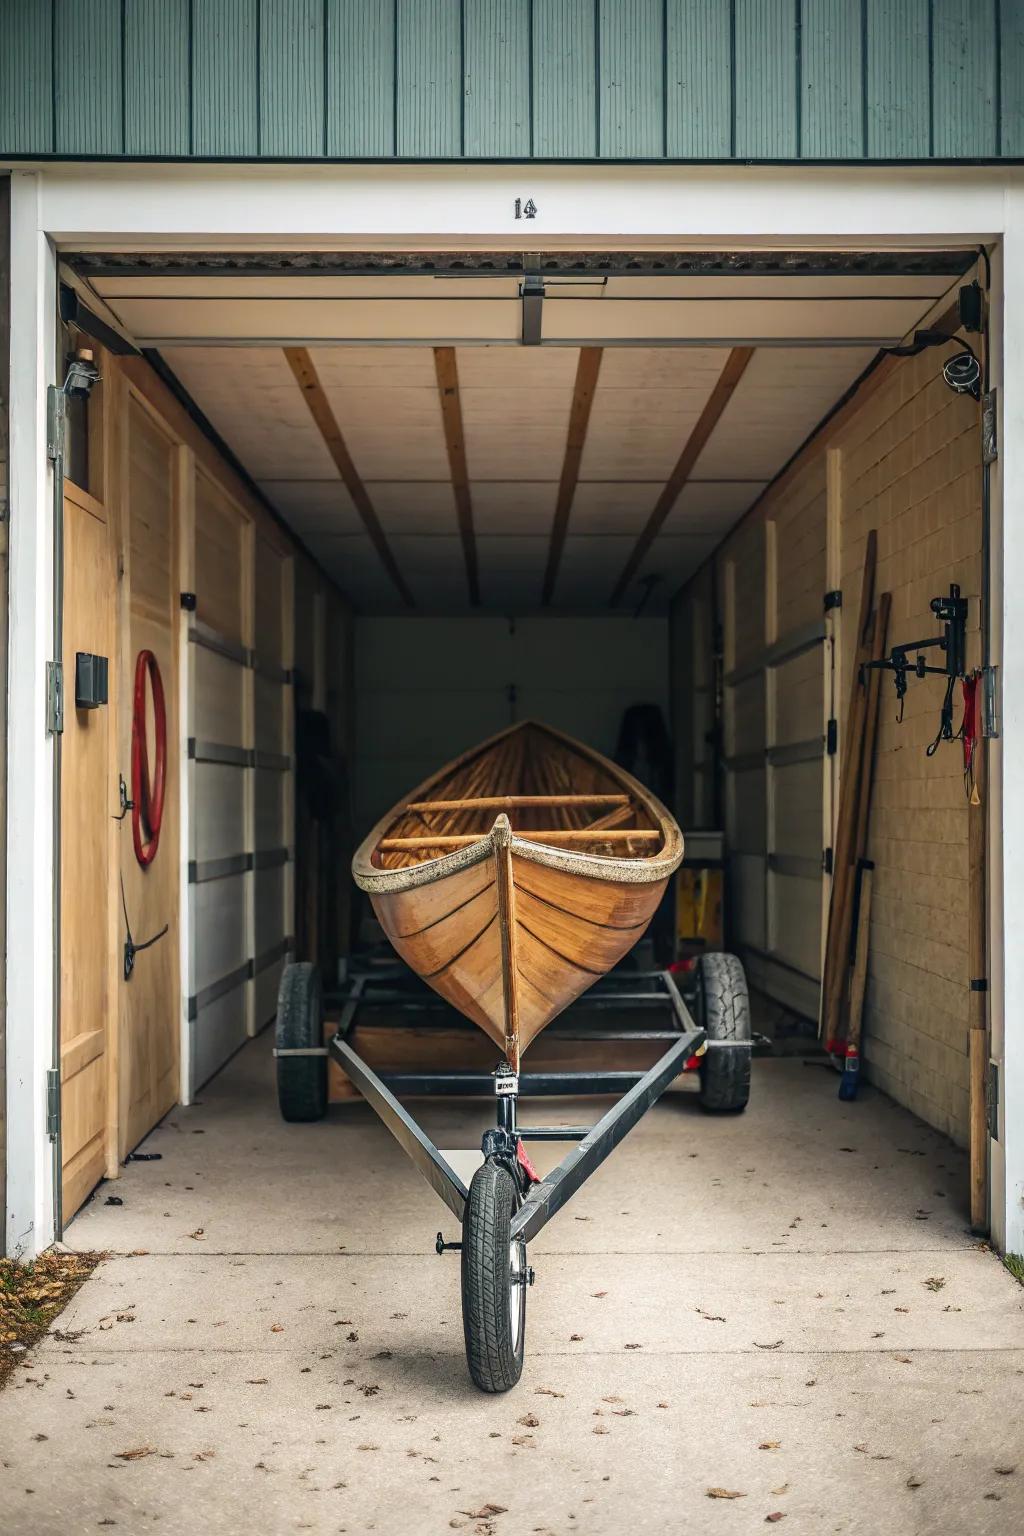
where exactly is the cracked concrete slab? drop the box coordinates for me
[2,1040,1022,1535]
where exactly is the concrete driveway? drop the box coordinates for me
[2,1038,1023,1535]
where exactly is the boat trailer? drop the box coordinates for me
[273,959,750,1391]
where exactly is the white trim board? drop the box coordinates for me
[3,164,1022,1258]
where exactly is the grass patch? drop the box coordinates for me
[1004,1253,1024,1287]
[0,1249,101,1389]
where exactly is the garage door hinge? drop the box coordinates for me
[46,385,65,463]
[826,718,838,755]
[46,659,64,735]
[986,1060,999,1140]
[822,847,833,875]
[46,1068,61,1140]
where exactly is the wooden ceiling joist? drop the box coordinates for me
[284,346,414,607]
[433,347,480,606]
[608,346,755,606]
[542,346,603,605]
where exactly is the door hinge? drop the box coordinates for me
[823,847,834,875]
[986,1059,999,1141]
[823,589,842,612]
[982,664,1000,739]
[46,385,65,463]
[826,718,838,755]
[46,1068,61,1140]
[982,389,998,465]
[46,660,64,735]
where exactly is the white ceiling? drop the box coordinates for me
[84,268,957,614]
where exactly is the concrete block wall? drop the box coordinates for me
[672,335,983,1147]
[838,346,982,1146]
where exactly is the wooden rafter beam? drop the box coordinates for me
[608,347,755,606]
[434,346,480,606]
[284,347,414,608]
[542,346,603,605]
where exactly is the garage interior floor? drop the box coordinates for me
[3,1036,1022,1535]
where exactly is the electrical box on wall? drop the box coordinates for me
[75,652,108,709]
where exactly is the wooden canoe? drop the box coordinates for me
[352,721,684,1068]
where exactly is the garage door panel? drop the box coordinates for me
[774,648,824,746]
[254,956,286,1030]
[770,871,823,980]
[193,763,247,861]
[729,766,766,852]
[192,990,248,1092]
[773,760,825,862]
[254,673,284,751]
[255,865,287,954]
[193,874,248,990]
[727,674,765,755]
[730,853,766,952]
[255,768,286,849]
[195,648,245,744]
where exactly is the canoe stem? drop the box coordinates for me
[491,815,520,1071]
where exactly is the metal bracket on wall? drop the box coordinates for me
[982,665,1000,739]
[986,1060,999,1141]
[981,390,998,465]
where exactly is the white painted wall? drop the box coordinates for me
[353,616,668,838]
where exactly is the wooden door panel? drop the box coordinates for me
[60,485,116,1219]
[120,398,180,1155]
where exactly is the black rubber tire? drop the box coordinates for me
[697,951,752,1114]
[461,1160,526,1392]
[275,962,327,1123]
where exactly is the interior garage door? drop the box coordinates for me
[722,464,833,1019]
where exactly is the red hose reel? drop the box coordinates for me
[131,649,167,867]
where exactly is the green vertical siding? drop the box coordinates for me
[194,0,260,156]
[327,0,396,156]
[1,0,53,155]
[55,0,122,156]
[932,0,999,156]
[598,0,664,158]
[0,0,1017,160]
[735,0,798,158]
[532,0,596,157]
[396,0,462,156]
[802,0,864,157]
[666,0,732,158]
[464,0,530,156]
[260,0,325,156]
[865,0,930,157]
[124,0,191,156]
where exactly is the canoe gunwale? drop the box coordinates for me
[352,719,684,897]
[353,824,684,895]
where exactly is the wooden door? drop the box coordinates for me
[60,482,117,1219]
[119,395,180,1155]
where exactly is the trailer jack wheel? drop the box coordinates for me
[696,951,752,1114]
[461,1159,527,1392]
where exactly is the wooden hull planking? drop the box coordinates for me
[354,721,683,1065]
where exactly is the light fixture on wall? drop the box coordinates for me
[886,327,982,400]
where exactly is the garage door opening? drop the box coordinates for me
[53,244,989,1235]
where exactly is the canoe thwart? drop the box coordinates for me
[406,793,630,811]
[378,829,663,850]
